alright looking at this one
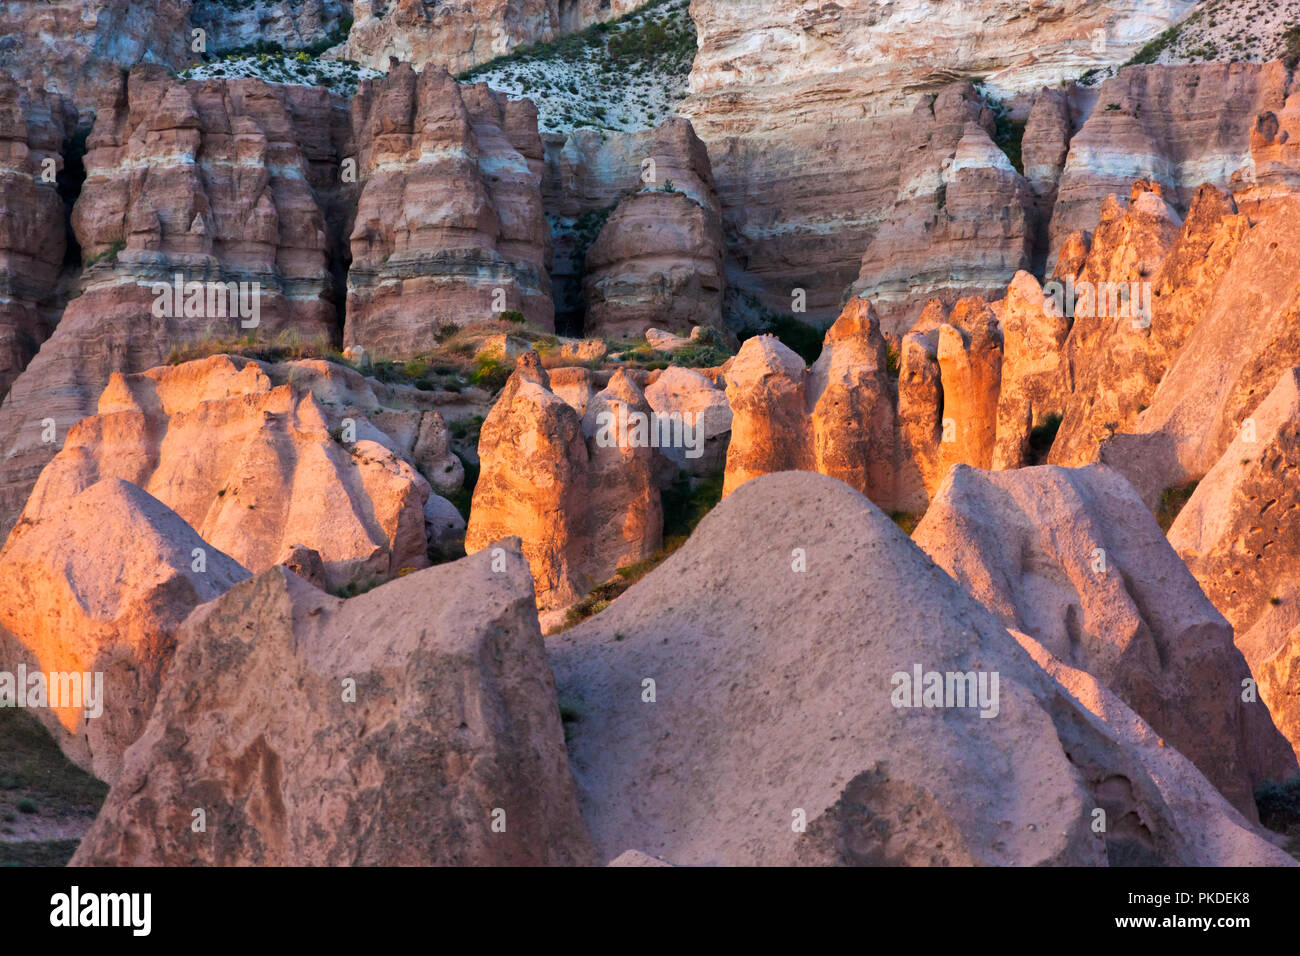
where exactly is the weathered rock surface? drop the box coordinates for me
[1169,367,1300,761]
[897,297,1003,500]
[1048,61,1290,262]
[1100,192,1300,505]
[0,0,197,119]
[551,470,1289,866]
[0,478,249,783]
[467,353,663,613]
[914,463,1297,817]
[991,272,1070,470]
[345,64,553,353]
[579,119,724,340]
[338,0,641,76]
[682,0,1194,324]
[0,78,75,401]
[194,0,351,54]
[73,545,596,866]
[849,85,1035,336]
[19,355,434,591]
[644,365,731,475]
[0,66,348,542]
[1048,182,1242,468]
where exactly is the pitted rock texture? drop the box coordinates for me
[73,546,596,866]
[551,470,1289,866]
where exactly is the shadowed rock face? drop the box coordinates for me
[579,118,725,341]
[0,77,75,402]
[550,471,1291,866]
[0,66,349,544]
[344,63,554,352]
[466,353,663,615]
[1170,368,1300,762]
[18,355,435,592]
[0,478,250,784]
[73,545,597,866]
[914,463,1297,818]
[0,0,196,121]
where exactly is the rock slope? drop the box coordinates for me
[550,471,1291,866]
[73,545,596,866]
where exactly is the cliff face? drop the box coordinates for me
[0,0,196,120]
[339,0,642,75]
[681,0,1196,325]
[344,64,554,353]
[1047,61,1291,264]
[0,78,76,401]
[848,83,1035,337]
[0,67,349,544]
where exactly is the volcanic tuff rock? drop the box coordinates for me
[1169,368,1300,760]
[644,365,731,475]
[0,478,250,783]
[344,63,554,353]
[913,463,1297,817]
[19,355,435,591]
[193,0,351,53]
[545,117,723,337]
[0,77,75,401]
[681,0,1193,324]
[1047,183,1241,468]
[990,272,1070,470]
[1100,192,1300,506]
[1047,61,1292,263]
[897,297,1004,500]
[849,84,1035,336]
[74,545,596,866]
[0,0,197,119]
[0,66,349,543]
[550,470,1290,866]
[338,0,641,76]
[466,353,663,613]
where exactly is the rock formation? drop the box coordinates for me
[73,545,596,865]
[849,84,1035,336]
[1169,367,1300,761]
[467,353,663,614]
[579,119,724,340]
[0,0,197,119]
[344,64,554,353]
[0,66,348,542]
[19,355,435,591]
[0,78,75,401]
[1048,61,1290,261]
[550,470,1289,866]
[644,365,731,475]
[338,0,642,76]
[913,463,1297,817]
[681,1,1194,324]
[0,478,250,783]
